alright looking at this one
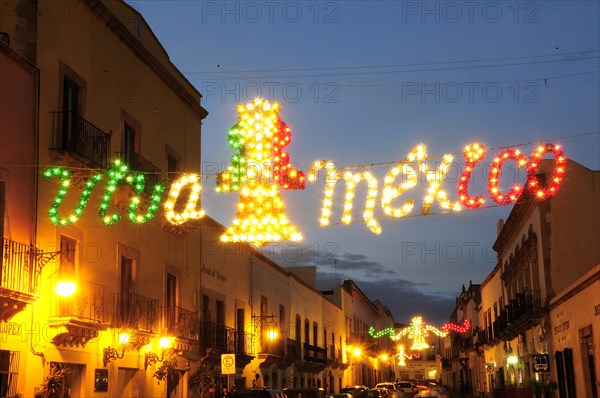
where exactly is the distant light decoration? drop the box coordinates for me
[396,344,409,366]
[527,143,566,199]
[458,143,487,209]
[99,160,165,225]
[371,316,448,351]
[368,326,395,338]
[217,98,305,247]
[442,319,471,334]
[164,174,205,225]
[488,148,528,205]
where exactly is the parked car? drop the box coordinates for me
[284,388,326,398]
[428,386,449,398]
[395,381,415,395]
[227,389,288,398]
[413,390,431,398]
[375,382,401,398]
[331,394,353,398]
[340,385,370,398]
[370,388,390,398]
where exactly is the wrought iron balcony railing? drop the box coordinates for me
[286,337,302,361]
[199,321,254,356]
[1,238,41,296]
[51,280,108,323]
[51,111,111,168]
[303,342,327,364]
[163,305,199,341]
[113,293,159,333]
[328,343,342,361]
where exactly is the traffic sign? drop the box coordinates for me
[221,354,236,374]
[532,354,549,372]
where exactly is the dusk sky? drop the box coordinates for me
[132,0,599,324]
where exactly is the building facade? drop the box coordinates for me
[445,159,600,398]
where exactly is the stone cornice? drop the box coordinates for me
[84,0,208,119]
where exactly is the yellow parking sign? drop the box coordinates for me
[221,353,236,374]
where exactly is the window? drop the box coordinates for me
[167,151,180,176]
[121,112,141,165]
[0,350,19,398]
[165,273,177,328]
[59,235,77,280]
[304,319,310,345]
[279,305,285,334]
[313,322,318,346]
[119,255,134,325]
[123,122,136,164]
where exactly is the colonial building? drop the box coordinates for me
[445,159,599,398]
[1,0,208,396]
[1,1,406,397]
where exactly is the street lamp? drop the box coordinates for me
[145,336,176,369]
[55,280,77,297]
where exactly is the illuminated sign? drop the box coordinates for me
[45,99,566,247]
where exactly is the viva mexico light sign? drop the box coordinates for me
[45,98,566,247]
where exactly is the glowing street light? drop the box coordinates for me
[55,280,76,297]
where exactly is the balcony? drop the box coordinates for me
[327,343,344,368]
[163,305,199,342]
[51,111,111,168]
[286,337,302,361]
[495,290,542,340]
[0,238,42,321]
[199,322,255,369]
[199,321,255,355]
[304,342,327,364]
[113,292,159,334]
[48,280,109,346]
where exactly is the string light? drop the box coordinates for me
[218,98,305,246]
[43,138,568,238]
[44,167,103,226]
[381,145,423,218]
[527,143,566,199]
[421,152,462,215]
[458,143,487,209]
[368,326,395,338]
[488,148,528,205]
[371,316,448,351]
[99,160,165,225]
[164,174,206,225]
[340,170,382,234]
[441,319,471,334]
[308,160,341,226]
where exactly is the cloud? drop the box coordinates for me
[266,244,455,324]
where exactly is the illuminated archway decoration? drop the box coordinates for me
[217,98,305,247]
[393,316,447,350]
[44,96,568,246]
